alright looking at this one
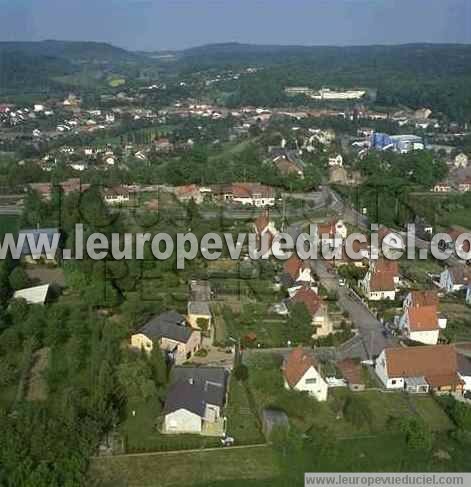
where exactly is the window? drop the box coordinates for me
[305,378,317,385]
[391,379,397,385]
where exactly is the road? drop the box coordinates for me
[311,258,398,360]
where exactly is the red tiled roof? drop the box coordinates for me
[409,290,438,308]
[337,359,364,385]
[370,271,395,292]
[291,287,321,316]
[385,345,458,379]
[408,305,439,332]
[283,347,319,388]
[284,255,303,280]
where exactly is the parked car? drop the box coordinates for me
[221,436,235,447]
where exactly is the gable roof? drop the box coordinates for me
[337,358,364,385]
[384,345,458,380]
[283,347,319,388]
[409,290,438,308]
[283,255,307,280]
[290,287,321,316]
[254,212,270,234]
[408,305,439,332]
[164,367,227,417]
[138,311,193,343]
[370,271,396,292]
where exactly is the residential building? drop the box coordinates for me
[439,266,471,293]
[212,183,275,207]
[281,255,316,296]
[454,153,469,169]
[337,359,366,391]
[432,182,451,193]
[375,345,465,394]
[458,178,471,193]
[163,367,228,436]
[130,311,201,364]
[328,154,344,167]
[290,287,332,337]
[360,259,399,301]
[399,304,444,345]
[282,347,328,401]
[103,186,132,205]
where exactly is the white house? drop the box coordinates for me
[328,154,343,167]
[360,259,399,301]
[282,348,328,401]
[163,367,227,436]
[400,290,446,344]
[454,153,469,169]
[439,266,471,293]
[375,345,464,394]
[252,211,280,259]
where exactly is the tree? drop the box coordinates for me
[8,267,30,291]
[149,342,167,387]
[233,364,249,382]
[399,417,433,452]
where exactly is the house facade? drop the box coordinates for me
[282,348,328,401]
[439,266,471,293]
[361,259,399,301]
[162,367,228,436]
[130,311,201,365]
[290,287,332,337]
[375,345,465,394]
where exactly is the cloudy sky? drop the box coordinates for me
[1,0,470,51]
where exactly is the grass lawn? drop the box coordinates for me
[225,378,265,445]
[410,396,454,432]
[90,445,279,487]
[245,353,453,437]
[400,257,443,286]
[119,398,220,453]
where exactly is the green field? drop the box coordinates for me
[90,445,279,487]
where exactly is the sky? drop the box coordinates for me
[1,0,470,51]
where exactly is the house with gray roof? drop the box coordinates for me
[163,366,228,436]
[130,311,201,365]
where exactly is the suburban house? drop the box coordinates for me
[432,182,451,193]
[18,228,60,264]
[439,266,471,293]
[174,184,210,204]
[375,345,467,394]
[130,311,201,364]
[458,178,471,193]
[30,178,90,201]
[361,259,399,301]
[12,284,51,305]
[281,255,316,296]
[290,287,332,337]
[328,154,343,167]
[314,219,347,249]
[337,358,366,391]
[162,367,228,436]
[252,211,280,258]
[187,301,212,332]
[282,347,328,401]
[454,152,469,168]
[270,149,305,178]
[103,186,132,205]
[212,183,276,207]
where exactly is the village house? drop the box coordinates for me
[458,178,471,193]
[360,259,399,300]
[174,184,210,204]
[432,181,452,193]
[281,255,316,296]
[130,311,201,365]
[290,287,332,337]
[30,178,90,201]
[314,219,347,250]
[375,345,469,394]
[439,265,471,293]
[154,137,174,152]
[282,347,328,401]
[454,153,469,169]
[337,359,366,391]
[162,367,228,436]
[270,148,305,178]
[252,211,280,259]
[103,186,132,205]
[328,154,344,167]
[399,290,446,345]
[211,183,276,207]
